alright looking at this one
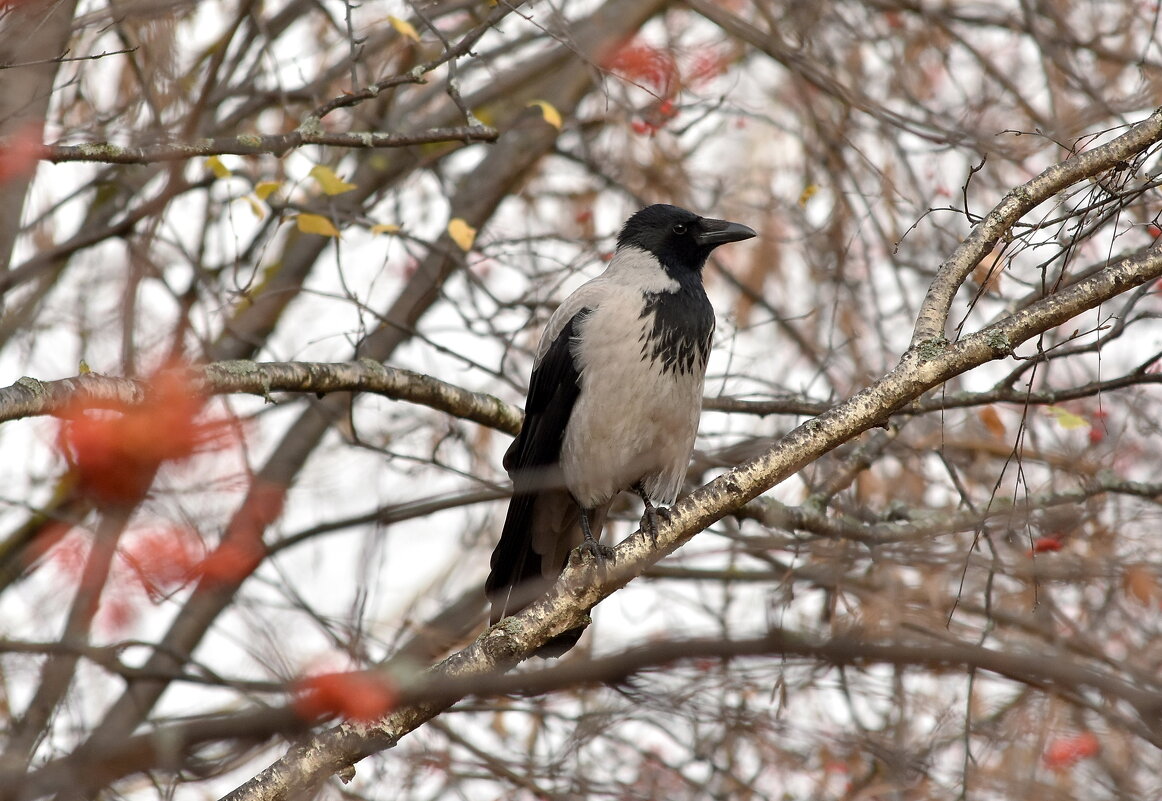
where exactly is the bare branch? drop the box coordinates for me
[0,46,137,71]
[19,627,1162,799]
[0,360,522,435]
[910,107,1162,344]
[44,127,498,165]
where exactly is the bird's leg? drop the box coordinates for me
[634,484,671,547]
[577,506,615,562]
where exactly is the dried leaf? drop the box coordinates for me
[206,155,231,179]
[527,100,563,130]
[447,217,476,250]
[604,40,679,94]
[798,184,818,207]
[1124,565,1158,605]
[309,165,356,195]
[978,406,1006,438]
[972,245,1004,294]
[297,213,341,238]
[371,223,401,235]
[388,15,420,42]
[254,181,281,201]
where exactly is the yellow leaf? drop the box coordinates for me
[309,165,356,195]
[388,15,420,42]
[207,155,232,179]
[527,100,562,130]
[371,223,401,235]
[1045,406,1088,430]
[254,181,281,201]
[798,184,818,207]
[472,105,495,127]
[296,213,341,238]
[244,195,266,220]
[447,218,476,250]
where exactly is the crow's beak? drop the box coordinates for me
[695,218,757,246]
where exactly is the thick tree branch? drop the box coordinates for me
[15,358,1150,442]
[0,360,522,436]
[737,474,1162,546]
[705,367,1162,418]
[43,127,498,165]
[0,0,79,274]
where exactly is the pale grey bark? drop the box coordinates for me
[0,360,522,435]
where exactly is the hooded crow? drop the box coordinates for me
[486,204,756,656]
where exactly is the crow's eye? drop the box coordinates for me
[672,223,687,235]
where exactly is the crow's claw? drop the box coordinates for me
[640,502,672,547]
[577,539,615,563]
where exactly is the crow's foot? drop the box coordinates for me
[577,538,615,563]
[638,492,672,548]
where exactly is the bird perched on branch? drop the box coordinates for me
[486,204,756,656]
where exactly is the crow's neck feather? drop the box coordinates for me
[638,282,714,376]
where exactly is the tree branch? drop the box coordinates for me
[44,127,498,165]
[17,625,1162,798]
[910,106,1162,344]
[0,360,522,436]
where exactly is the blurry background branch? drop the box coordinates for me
[18,621,1162,800]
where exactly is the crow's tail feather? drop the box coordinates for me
[486,488,608,657]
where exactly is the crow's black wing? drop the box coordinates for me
[486,310,589,631]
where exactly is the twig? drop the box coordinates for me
[0,46,137,71]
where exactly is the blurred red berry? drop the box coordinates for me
[0,121,46,184]
[293,671,398,722]
[120,526,203,598]
[57,365,227,506]
[195,481,284,587]
[1028,536,1063,556]
[604,39,679,95]
[688,50,730,86]
[1043,732,1100,770]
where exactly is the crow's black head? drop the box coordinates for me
[617,204,756,276]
